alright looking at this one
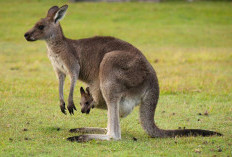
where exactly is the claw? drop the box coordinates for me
[67,136,86,142]
[69,128,79,133]
[67,102,76,115]
[67,136,79,142]
[60,102,67,115]
[62,109,67,115]
[68,108,73,115]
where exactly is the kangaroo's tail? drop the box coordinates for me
[140,84,222,137]
[161,129,222,137]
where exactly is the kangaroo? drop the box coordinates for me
[80,87,95,114]
[24,5,222,142]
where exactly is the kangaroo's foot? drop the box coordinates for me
[67,134,120,142]
[69,127,107,134]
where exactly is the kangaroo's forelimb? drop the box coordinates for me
[67,64,80,115]
[57,70,66,114]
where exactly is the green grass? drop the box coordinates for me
[0,0,232,156]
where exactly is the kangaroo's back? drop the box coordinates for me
[70,36,143,83]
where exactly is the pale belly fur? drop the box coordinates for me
[48,54,68,74]
[90,83,142,118]
[119,96,140,118]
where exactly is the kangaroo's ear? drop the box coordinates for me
[86,87,90,95]
[54,5,68,23]
[80,87,85,95]
[47,6,59,18]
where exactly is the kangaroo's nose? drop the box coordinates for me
[24,33,29,38]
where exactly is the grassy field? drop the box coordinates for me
[0,0,232,156]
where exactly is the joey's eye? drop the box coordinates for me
[85,102,89,105]
[38,25,44,30]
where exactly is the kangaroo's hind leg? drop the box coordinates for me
[67,96,121,142]
[67,88,122,142]
[67,51,127,142]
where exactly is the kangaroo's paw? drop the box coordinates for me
[60,102,66,115]
[67,101,77,115]
[67,134,110,142]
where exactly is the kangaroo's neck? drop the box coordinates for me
[45,24,67,55]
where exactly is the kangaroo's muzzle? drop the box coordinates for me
[24,33,36,41]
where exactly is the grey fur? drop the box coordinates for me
[24,5,222,142]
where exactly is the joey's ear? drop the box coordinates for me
[80,87,85,95]
[86,87,90,95]
[54,5,68,23]
[47,6,59,18]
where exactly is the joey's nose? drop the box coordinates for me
[24,33,29,38]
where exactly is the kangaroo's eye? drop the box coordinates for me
[38,25,44,30]
[85,102,89,105]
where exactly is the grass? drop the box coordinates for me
[0,0,232,156]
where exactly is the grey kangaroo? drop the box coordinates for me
[24,5,222,142]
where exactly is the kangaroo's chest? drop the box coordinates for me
[48,52,68,74]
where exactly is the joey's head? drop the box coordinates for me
[80,87,94,114]
[24,5,68,42]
